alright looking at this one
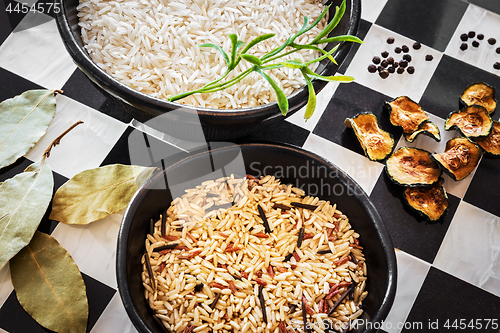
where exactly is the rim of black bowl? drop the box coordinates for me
[55,0,361,123]
[116,142,397,333]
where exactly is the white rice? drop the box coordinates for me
[77,0,328,109]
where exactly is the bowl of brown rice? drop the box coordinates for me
[55,0,361,140]
[116,143,397,333]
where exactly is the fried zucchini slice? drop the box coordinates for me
[404,178,449,221]
[474,120,500,156]
[445,105,493,137]
[460,82,496,115]
[404,120,441,142]
[345,113,394,161]
[386,147,442,186]
[432,137,481,181]
[385,96,429,133]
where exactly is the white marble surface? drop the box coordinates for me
[90,293,138,333]
[345,24,442,102]
[50,212,124,289]
[361,0,388,23]
[0,266,12,309]
[392,113,478,199]
[445,4,500,76]
[0,13,76,89]
[302,133,385,196]
[434,201,500,297]
[383,250,431,333]
[24,95,128,179]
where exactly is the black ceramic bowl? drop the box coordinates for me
[55,0,361,141]
[117,143,397,333]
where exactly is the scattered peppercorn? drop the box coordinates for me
[395,47,402,54]
[372,56,381,64]
[425,54,434,61]
[460,43,468,51]
[477,34,484,40]
[468,31,476,38]
[494,62,500,70]
[497,47,500,54]
[472,40,480,48]
[377,66,383,72]
[379,70,389,79]
[388,66,396,74]
[402,45,409,53]
[413,42,421,50]
[387,37,395,44]
[381,51,389,58]
[488,38,496,45]
[367,64,377,73]
[380,60,389,68]
[393,61,399,67]
[399,60,408,68]
[397,67,405,74]
[403,54,412,62]
[407,66,415,74]
[387,57,394,64]
[460,33,468,42]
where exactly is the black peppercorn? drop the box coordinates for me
[407,66,415,74]
[388,66,396,73]
[397,67,405,74]
[381,60,389,68]
[381,51,389,58]
[496,47,500,54]
[460,33,468,42]
[379,70,389,79]
[472,40,480,48]
[477,34,484,40]
[468,31,475,38]
[377,66,383,72]
[368,64,377,73]
[413,42,421,50]
[399,60,408,68]
[403,54,412,62]
[395,47,402,54]
[393,61,399,67]
[372,56,381,64]
[387,57,394,64]
[460,43,468,51]
[402,45,409,53]
[494,62,500,70]
[387,37,395,44]
[488,38,496,45]
[425,54,434,61]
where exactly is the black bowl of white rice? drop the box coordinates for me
[117,143,397,333]
[55,0,361,141]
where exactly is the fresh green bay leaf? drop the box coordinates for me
[0,90,57,170]
[10,231,88,333]
[0,159,53,270]
[50,164,156,225]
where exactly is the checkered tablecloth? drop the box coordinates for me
[0,0,499,332]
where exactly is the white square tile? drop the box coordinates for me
[302,134,385,196]
[392,112,478,199]
[445,4,500,76]
[0,265,13,308]
[434,201,500,298]
[345,25,442,101]
[382,250,431,333]
[361,0,388,23]
[0,12,76,89]
[50,212,124,289]
[24,95,128,179]
[286,81,340,132]
[90,293,138,333]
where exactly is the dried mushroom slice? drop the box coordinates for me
[386,147,442,186]
[474,120,500,156]
[345,113,394,161]
[432,137,481,181]
[445,105,493,137]
[385,96,429,133]
[404,120,441,142]
[460,82,496,115]
[404,178,449,221]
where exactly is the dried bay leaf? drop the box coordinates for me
[50,164,156,225]
[0,159,53,270]
[0,90,58,170]
[10,231,88,333]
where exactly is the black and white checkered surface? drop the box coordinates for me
[1,0,500,332]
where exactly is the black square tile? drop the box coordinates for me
[467,0,500,15]
[337,19,372,74]
[0,68,43,103]
[376,0,468,52]
[98,98,134,124]
[0,273,115,333]
[0,0,27,44]
[463,157,500,216]
[369,172,460,263]
[312,82,402,158]
[61,69,107,111]
[420,55,500,120]
[403,267,500,333]
[236,120,310,147]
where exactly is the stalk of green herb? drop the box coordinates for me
[167,0,362,119]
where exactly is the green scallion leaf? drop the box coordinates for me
[241,54,262,66]
[310,0,346,45]
[256,69,288,115]
[312,35,363,45]
[200,43,230,67]
[301,69,316,120]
